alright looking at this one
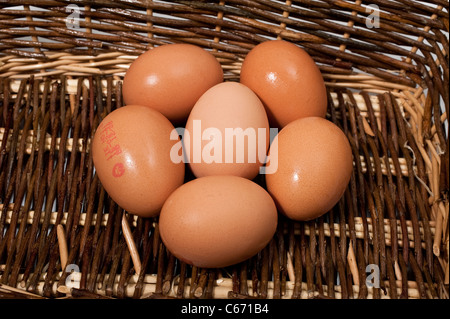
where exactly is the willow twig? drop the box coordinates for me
[121,214,142,275]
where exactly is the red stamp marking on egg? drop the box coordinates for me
[112,162,125,178]
[100,120,123,161]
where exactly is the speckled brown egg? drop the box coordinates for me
[240,40,327,128]
[122,44,223,125]
[159,175,278,268]
[92,105,185,218]
[265,117,353,221]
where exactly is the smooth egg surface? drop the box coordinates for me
[184,82,270,180]
[159,175,278,268]
[92,105,185,218]
[123,44,223,125]
[265,117,353,221]
[240,40,327,128]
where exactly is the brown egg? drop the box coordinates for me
[265,117,353,221]
[183,82,270,180]
[159,175,278,268]
[92,105,185,218]
[240,40,327,128]
[122,44,223,125]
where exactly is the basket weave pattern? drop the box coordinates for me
[0,1,448,299]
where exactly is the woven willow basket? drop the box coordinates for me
[0,1,448,300]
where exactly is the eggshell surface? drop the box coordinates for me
[184,82,270,180]
[92,105,185,218]
[265,117,353,221]
[240,40,327,128]
[159,175,278,268]
[122,44,223,124]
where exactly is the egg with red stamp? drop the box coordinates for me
[92,105,185,218]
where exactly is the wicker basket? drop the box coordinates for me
[0,1,448,300]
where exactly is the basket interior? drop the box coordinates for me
[0,1,448,299]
